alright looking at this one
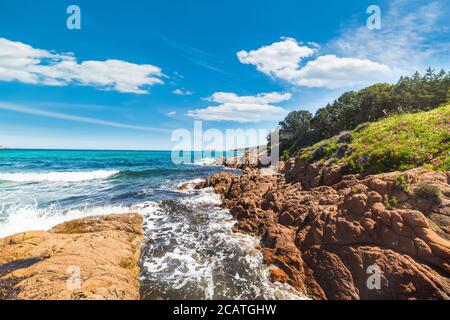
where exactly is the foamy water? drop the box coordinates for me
[0,150,306,300]
[0,170,119,182]
[194,157,218,166]
[0,202,129,237]
[138,187,306,300]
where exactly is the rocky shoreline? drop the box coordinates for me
[0,213,143,300]
[1,157,449,300]
[195,159,450,300]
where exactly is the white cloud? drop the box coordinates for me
[330,0,449,73]
[294,55,392,89]
[207,92,292,104]
[173,88,194,95]
[0,38,165,94]
[237,37,316,80]
[187,92,290,123]
[167,111,177,116]
[237,37,393,89]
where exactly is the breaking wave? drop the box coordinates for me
[0,170,119,183]
[0,202,129,238]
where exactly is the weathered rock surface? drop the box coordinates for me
[0,213,144,300]
[197,166,450,300]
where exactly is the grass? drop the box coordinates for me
[384,197,398,209]
[297,104,450,174]
[395,174,410,192]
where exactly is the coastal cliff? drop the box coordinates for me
[196,166,450,299]
[0,213,144,300]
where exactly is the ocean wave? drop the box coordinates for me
[0,203,130,238]
[138,189,306,300]
[0,170,119,182]
[193,157,218,166]
[176,178,205,191]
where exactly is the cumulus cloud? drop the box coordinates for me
[237,37,316,80]
[237,37,393,89]
[294,55,392,89]
[187,92,290,123]
[172,88,194,95]
[0,38,164,94]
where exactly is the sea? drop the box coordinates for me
[0,149,304,300]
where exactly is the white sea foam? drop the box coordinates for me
[176,178,205,191]
[0,170,119,182]
[0,181,307,300]
[193,157,217,166]
[138,188,307,300]
[0,203,130,237]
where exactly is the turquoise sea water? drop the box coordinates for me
[0,149,304,300]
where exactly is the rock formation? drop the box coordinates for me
[197,165,450,300]
[0,213,144,300]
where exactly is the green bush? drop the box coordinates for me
[384,197,398,209]
[297,104,450,174]
[395,175,410,192]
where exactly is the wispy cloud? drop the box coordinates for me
[160,35,229,74]
[172,88,194,96]
[187,92,291,123]
[0,38,165,94]
[0,102,168,132]
[330,0,449,73]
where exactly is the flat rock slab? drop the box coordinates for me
[0,213,144,300]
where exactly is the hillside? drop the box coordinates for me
[295,103,450,174]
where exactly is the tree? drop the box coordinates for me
[276,69,450,155]
[278,110,313,151]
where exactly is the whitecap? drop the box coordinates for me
[0,170,119,183]
[0,202,130,237]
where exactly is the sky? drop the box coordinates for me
[0,0,449,150]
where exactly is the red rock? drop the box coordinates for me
[197,166,450,300]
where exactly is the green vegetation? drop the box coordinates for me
[279,69,450,155]
[395,175,410,192]
[296,104,450,173]
[384,197,398,209]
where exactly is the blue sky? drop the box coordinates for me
[0,0,449,150]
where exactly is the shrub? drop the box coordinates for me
[282,149,289,161]
[395,174,410,192]
[354,122,370,133]
[338,131,353,143]
[384,197,398,209]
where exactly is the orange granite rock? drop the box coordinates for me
[0,213,144,300]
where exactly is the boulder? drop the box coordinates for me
[0,213,144,300]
